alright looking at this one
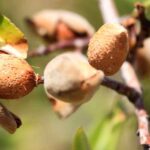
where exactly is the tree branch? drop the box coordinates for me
[101,77,143,109]
[98,0,119,23]
[101,76,150,147]
[28,37,90,58]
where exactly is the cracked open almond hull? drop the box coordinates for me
[0,54,37,99]
[27,10,95,41]
[88,23,129,76]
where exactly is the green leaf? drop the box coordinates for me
[90,109,126,150]
[0,15,24,44]
[0,14,28,58]
[72,127,91,150]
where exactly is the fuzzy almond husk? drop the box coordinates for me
[48,96,80,118]
[44,52,104,105]
[87,23,129,76]
[0,54,36,99]
[29,10,94,38]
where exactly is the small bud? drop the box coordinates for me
[27,10,95,41]
[0,54,37,99]
[44,52,104,105]
[87,23,129,76]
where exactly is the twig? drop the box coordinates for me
[102,76,150,146]
[28,37,90,57]
[101,77,142,108]
[121,62,142,93]
[36,74,44,85]
[121,62,150,146]
[98,0,119,23]
[98,0,150,148]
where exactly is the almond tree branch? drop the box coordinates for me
[102,75,150,148]
[101,77,143,109]
[98,0,150,148]
[98,0,119,23]
[28,37,90,57]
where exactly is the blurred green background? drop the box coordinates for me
[0,0,149,150]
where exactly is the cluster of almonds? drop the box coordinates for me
[43,23,129,117]
[0,10,129,131]
[27,11,129,113]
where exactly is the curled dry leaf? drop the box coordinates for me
[27,10,94,41]
[0,15,28,59]
[135,38,150,76]
[0,54,37,99]
[44,52,104,105]
[0,103,22,134]
[87,23,129,76]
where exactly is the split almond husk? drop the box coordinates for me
[27,10,94,41]
[48,96,80,118]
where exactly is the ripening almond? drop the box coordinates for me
[87,23,129,76]
[44,52,104,105]
[27,10,95,41]
[0,54,37,99]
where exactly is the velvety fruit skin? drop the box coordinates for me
[0,54,36,99]
[87,23,129,76]
[44,52,104,105]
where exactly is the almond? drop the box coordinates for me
[44,52,104,104]
[0,54,37,99]
[87,23,129,76]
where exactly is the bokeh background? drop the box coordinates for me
[0,0,149,150]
